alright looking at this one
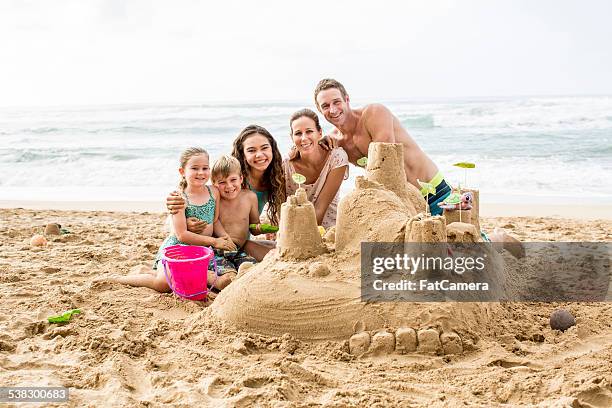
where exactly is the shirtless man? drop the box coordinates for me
[314,78,451,215]
[314,78,524,256]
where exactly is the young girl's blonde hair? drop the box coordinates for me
[178,147,209,192]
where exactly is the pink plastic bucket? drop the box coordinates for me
[161,245,215,301]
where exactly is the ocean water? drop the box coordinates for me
[1,96,611,205]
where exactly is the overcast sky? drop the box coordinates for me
[1,0,611,106]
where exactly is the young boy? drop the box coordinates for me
[210,155,270,277]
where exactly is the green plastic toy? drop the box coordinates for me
[250,223,279,233]
[292,173,306,187]
[48,309,81,323]
[453,162,476,189]
[356,157,368,167]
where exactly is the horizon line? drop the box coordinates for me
[1,93,611,110]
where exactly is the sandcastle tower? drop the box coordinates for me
[443,188,481,235]
[365,143,426,214]
[406,214,447,243]
[277,188,326,260]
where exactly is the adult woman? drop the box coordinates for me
[284,108,348,228]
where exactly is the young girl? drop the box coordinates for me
[117,147,237,294]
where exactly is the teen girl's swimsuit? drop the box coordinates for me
[245,180,269,215]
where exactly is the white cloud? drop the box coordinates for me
[0,0,610,106]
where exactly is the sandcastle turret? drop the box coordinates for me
[443,188,481,233]
[365,143,426,214]
[277,188,326,260]
[405,214,448,277]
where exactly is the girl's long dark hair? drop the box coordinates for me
[232,125,285,225]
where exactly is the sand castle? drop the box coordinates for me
[212,143,509,356]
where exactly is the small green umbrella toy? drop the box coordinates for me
[292,173,306,188]
[453,162,476,191]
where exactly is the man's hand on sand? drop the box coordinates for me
[318,135,337,151]
[166,191,186,215]
[186,217,208,234]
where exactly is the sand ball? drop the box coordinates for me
[30,234,48,247]
[550,309,576,331]
[369,331,395,354]
[440,332,463,355]
[417,328,442,354]
[44,223,61,235]
[395,327,417,353]
[349,332,371,355]
[309,262,330,277]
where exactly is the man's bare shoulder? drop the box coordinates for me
[362,103,392,119]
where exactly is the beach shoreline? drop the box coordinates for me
[2,200,611,220]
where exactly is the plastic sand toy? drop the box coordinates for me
[48,309,81,323]
[250,223,279,233]
[438,191,473,211]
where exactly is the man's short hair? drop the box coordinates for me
[314,78,348,108]
[211,154,242,182]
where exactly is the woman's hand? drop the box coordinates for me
[166,191,186,214]
[186,217,208,234]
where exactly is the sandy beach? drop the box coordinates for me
[1,204,611,407]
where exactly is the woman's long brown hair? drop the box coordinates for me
[232,125,285,225]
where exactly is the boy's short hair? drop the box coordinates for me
[314,78,349,107]
[211,155,242,182]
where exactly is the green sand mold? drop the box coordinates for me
[48,309,81,324]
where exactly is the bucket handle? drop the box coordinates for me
[208,249,219,291]
[162,248,217,300]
